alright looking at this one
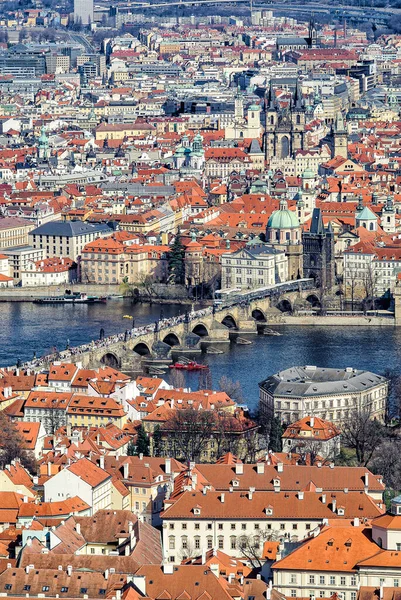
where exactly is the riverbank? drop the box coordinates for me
[278,314,395,326]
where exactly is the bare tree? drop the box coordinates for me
[370,438,401,491]
[340,407,386,466]
[345,265,359,312]
[218,376,244,403]
[237,528,280,569]
[382,368,401,424]
[362,262,379,313]
[170,368,186,389]
[163,409,215,462]
[0,412,37,474]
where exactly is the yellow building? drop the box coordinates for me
[67,395,127,429]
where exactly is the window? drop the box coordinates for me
[195,537,200,549]
[218,523,223,530]
[169,523,174,529]
[291,591,297,598]
[218,537,224,549]
[340,577,346,586]
[351,593,356,600]
[351,576,357,586]
[195,523,200,530]
[230,536,236,549]
[309,576,315,584]
[61,587,68,593]
[24,586,31,592]
[4,585,12,591]
[231,524,236,530]
[169,537,175,550]
[394,580,399,588]
[242,524,247,530]
[280,523,285,530]
[290,575,297,584]
[91,548,95,554]
[99,590,106,595]
[43,587,50,592]
[320,577,325,585]
[319,592,325,598]
[306,524,311,530]
[207,537,213,549]
[182,523,187,530]
[293,524,298,530]
[182,537,188,549]
[207,523,212,530]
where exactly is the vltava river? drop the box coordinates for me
[0,300,398,411]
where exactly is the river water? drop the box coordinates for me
[1,300,399,411]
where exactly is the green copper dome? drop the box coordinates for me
[248,103,260,111]
[267,199,300,230]
[302,168,315,179]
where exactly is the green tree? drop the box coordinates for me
[152,425,162,457]
[136,425,150,456]
[168,233,185,285]
[127,440,136,456]
[0,412,37,474]
[269,416,283,452]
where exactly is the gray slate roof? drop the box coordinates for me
[29,220,115,238]
[259,366,386,398]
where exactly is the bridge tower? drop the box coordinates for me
[394,276,401,326]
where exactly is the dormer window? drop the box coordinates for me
[265,506,273,515]
[232,479,240,487]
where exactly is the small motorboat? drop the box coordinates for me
[236,337,253,345]
[263,329,282,336]
[169,361,208,371]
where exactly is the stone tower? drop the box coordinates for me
[302,208,335,289]
[333,111,348,159]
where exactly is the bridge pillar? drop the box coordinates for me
[205,320,231,343]
[236,303,258,333]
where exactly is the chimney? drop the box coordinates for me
[116,591,121,600]
[165,458,171,475]
[298,491,304,500]
[209,563,219,578]
[104,569,109,580]
[125,544,130,556]
[220,493,225,503]
[99,455,105,470]
[26,538,32,546]
[310,416,315,428]
[235,462,243,475]
[201,549,206,564]
[321,494,326,504]
[128,521,133,533]
[277,462,283,473]
[353,517,360,527]
[228,573,234,584]
[23,495,28,503]
[47,462,52,477]
[67,565,72,577]
[257,462,264,474]
[25,565,30,574]
[139,453,143,460]
[364,472,369,488]
[380,583,384,600]
[123,462,129,479]
[332,497,337,513]
[75,522,81,535]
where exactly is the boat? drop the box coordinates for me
[169,361,208,371]
[263,329,282,336]
[33,292,107,305]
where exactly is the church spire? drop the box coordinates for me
[294,79,304,110]
[267,79,275,110]
[335,111,346,133]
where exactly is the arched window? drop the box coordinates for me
[270,115,274,125]
[296,114,301,125]
[169,536,175,549]
[207,536,213,549]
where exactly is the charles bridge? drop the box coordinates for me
[39,279,318,371]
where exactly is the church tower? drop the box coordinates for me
[37,125,50,160]
[308,16,318,48]
[333,111,348,159]
[382,195,396,233]
[291,79,306,153]
[235,87,244,121]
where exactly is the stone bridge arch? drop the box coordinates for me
[276,298,293,313]
[306,293,321,308]
[252,308,267,321]
[162,332,181,347]
[192,322,209,337]
[100,352,121,369]
[221,314,238,329]
[133,342,151,356]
